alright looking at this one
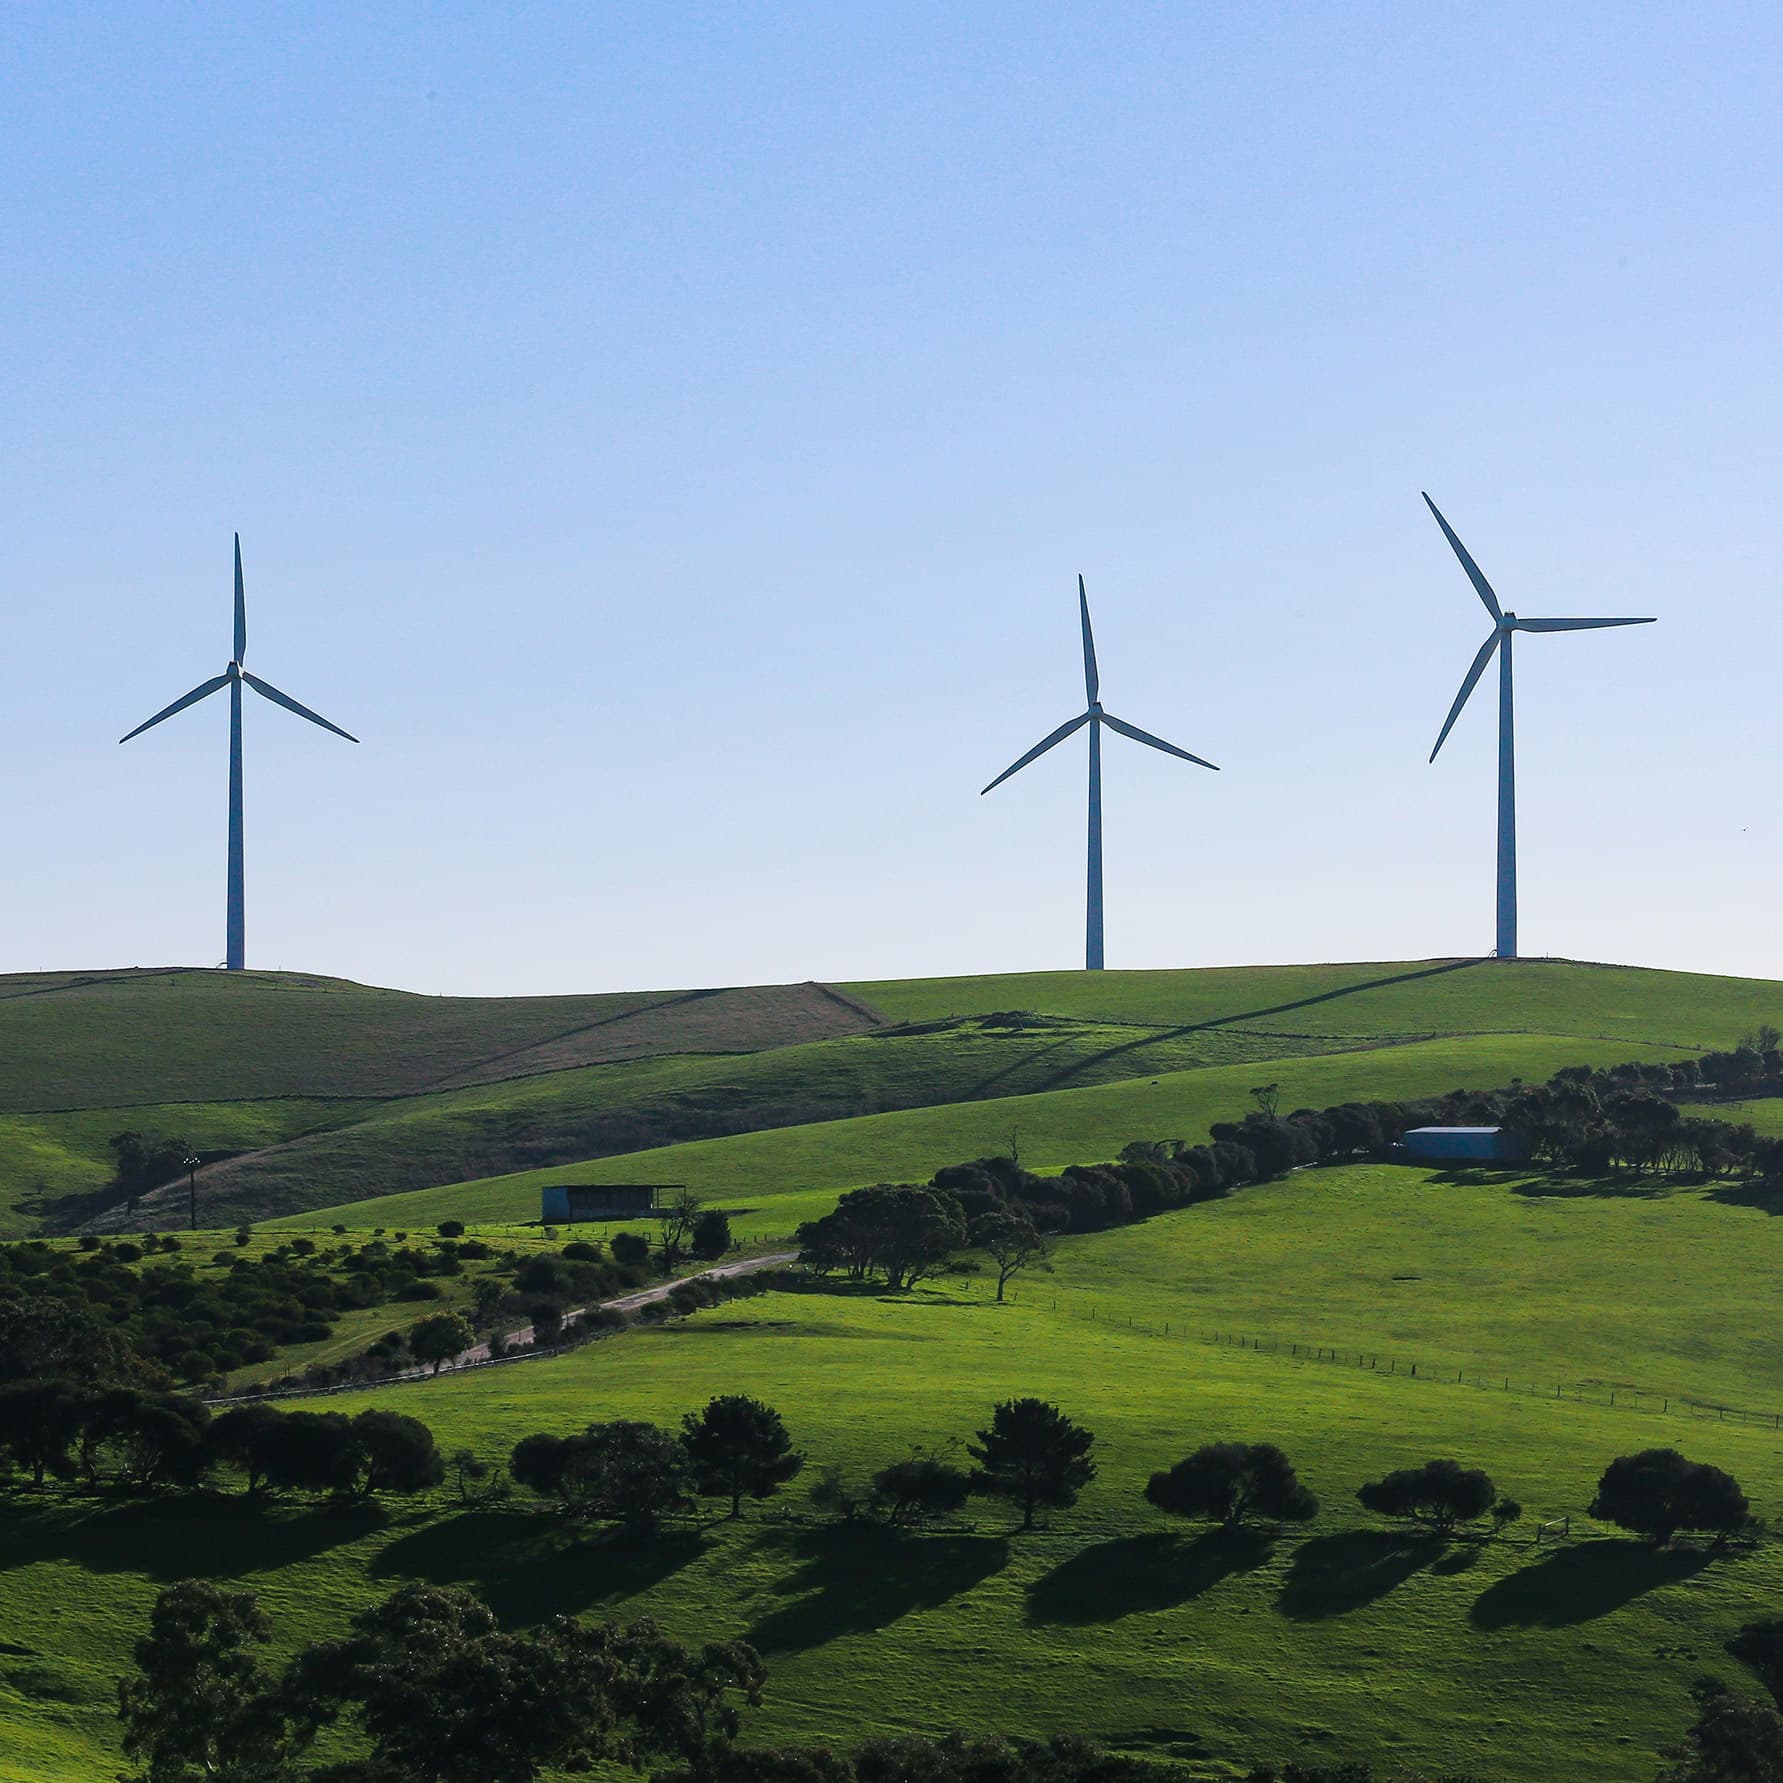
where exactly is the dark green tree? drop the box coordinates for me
[680,1396,803,1519]
[1356,1458,1496,1533]
[1657,1679,1783,1782]
[116,1580,307,1783]
[968,1398,1096,1531]
[350,1410,445,1498]
[968,1208,1048,1302]
[691,1209,733,1261]
[409,1312,475,1374]
[1590,1448,1749,1545]
[1145,1442,1318,1528]
[870,1455,972,1526]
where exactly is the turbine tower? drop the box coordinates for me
[1423,494,1654,961]
[982,575,1217,971]
[121,535,357,972]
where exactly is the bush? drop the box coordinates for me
[1146,1442,1317,1528]
[611,1232,651,1268]
[1591,1448,1750,1545]
[1356,1459,1496,1533]
[437,1220,465,1239]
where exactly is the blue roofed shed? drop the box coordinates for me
[1395,1126,1527,1164]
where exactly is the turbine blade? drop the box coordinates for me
[1078,575,1099,705]
[1099,711,1219,771]
[119,673,231,743]
[1429,631,1501,762]
[233,533,247,663]
[242,671,358,742]
[1423,493,1502,619]
[981,711,1091,795]
[1514,616,1657,632]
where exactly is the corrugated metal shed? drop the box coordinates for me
[1396,1126,1526,1163]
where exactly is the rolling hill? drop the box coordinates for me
[3,955,1780,1234]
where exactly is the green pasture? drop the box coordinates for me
[847,957,1783,1049]
[121,1017,1363,1231]
[2,1278,1780,1781]
[279,1030,1686,1236]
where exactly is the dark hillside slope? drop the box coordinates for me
[0,969,879,1109]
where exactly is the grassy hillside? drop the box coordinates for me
[9,957,1783,1778]
[4,1244,1779,1780]
[846,957,1783,1047]
[0,969,876,1108]
[279,1030,1690,1235]
[7,956,1781,1240]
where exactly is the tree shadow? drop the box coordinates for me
[0,1494,384,1580]
[1277,1530,1442,1621]
[1469,1539,1712,1630]
[1708,1182,1783,1217]
[370,1509,704,1625]
[1028,958,1488,1094]
[1025,1527,1272,1625]
[744,1523,1008,1653]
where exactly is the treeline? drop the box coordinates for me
[0,1225,655,1390]
[114,1578,1491,1783]
[799,1042,1783,1291]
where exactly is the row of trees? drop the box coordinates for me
[118,1579,1492,1783]
[0,1385,448,1499]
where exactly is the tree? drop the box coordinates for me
[206,1403,286,1496]
[612,1231,652,1268]
[691,1209,733,1261]
[870,1455,972,1527]
[1144,1442,1318,1528]
[437,1220,466,1239]
[1731,1619,1783,1712]
[409,1312,475,1374]
[0,1379,84,1487]
[512,1421,689,1533]
[796,1185,965,1290]
[1356,1458,1496,1534]
[1590,1448,1750,1545]
[681,1396,804,1519]
[350,1410,445,1498]
[969,1208,1048,1302]
[0,1288,136,1388]
[259,1410,359,1497]
[1657,1679,1783,1783]
[968,1398,1096,1531]
[283,1583,764,1783]
[116,1580,307,1783]
[657,1189,704,1270]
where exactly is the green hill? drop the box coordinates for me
[7,955,1783,1779]
[4,956,1781,1235]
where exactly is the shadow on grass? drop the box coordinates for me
[1708,1182,1783,1217]
[1506,1173,1680,1202]
[0,1493,384,1580]
[1026,1527,1271,1625]
[1277,1530,1442,1620]
[1028,957,1489,1093]
[370,1509,703,1625]
[745,1523,1007,1653]
[1469,1539,1712,1629]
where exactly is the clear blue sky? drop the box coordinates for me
[3,4,1778,994]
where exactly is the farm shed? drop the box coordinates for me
[541,1183,670,1223]
[1394,1126,1528,1164]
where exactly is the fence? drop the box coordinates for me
[1007,1287,1783,1432]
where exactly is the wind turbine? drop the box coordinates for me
[1423,494,1654,961]
[982,575,1217,971]
[120,535,357,972]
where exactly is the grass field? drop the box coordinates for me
[3,1241,1779,1780]
[6,956,1782,1238]
[8,957,1783,1777]
[278,1030,1692,1237]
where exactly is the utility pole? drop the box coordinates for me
[185,1154,201,1231]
